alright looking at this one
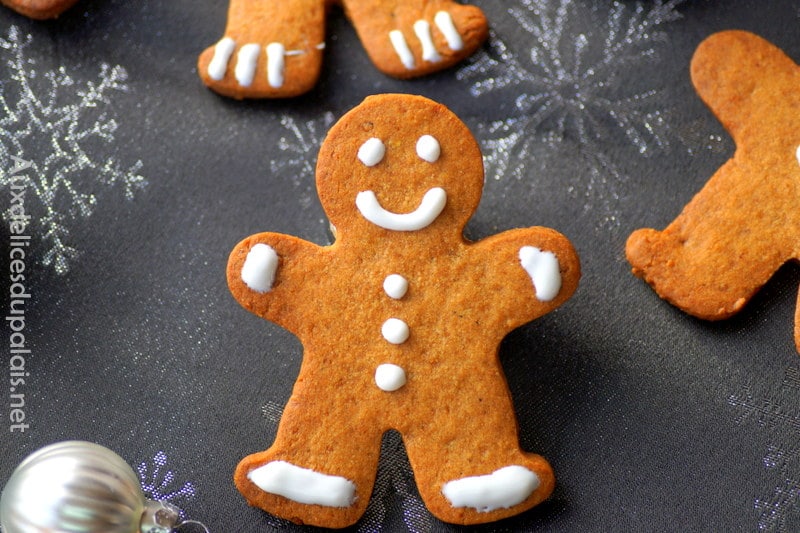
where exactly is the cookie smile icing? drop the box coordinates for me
[355,187,446,231]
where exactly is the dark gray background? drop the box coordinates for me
[1,0,799,531]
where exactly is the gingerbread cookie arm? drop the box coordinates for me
[227,233,323,334]
[627,31,800,325]
[2,0,78,19]
[467,227,580,331]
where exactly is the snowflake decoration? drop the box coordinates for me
[0,26,146,274]
[458,0,685,227]
[270,111,334,210]
[137,450,197,518]
[729,365,800,531]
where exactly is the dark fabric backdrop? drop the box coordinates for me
[1,1,799,531]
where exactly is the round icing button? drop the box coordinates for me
[383,274,408,299]
[416,135,441,162]
[357,138,385,167]
[374,363,407,392]
[381,318,409,344]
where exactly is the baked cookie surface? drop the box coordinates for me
[626,30,800,351]
[227,94,580,527]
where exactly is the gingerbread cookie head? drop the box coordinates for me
[1,0,78,19]
[226,94,580,527]
[316,94,483,242]
[626,30,800,351]
[198,0,488,99]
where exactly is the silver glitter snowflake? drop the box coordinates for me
[0,26,146,274]
[458,0,684,227]
[729,365,800,531]
[270,111,334,210]
[137,450,196,518]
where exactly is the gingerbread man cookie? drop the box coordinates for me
[227,94,580,526]
[199,0,488,99]
[626,31,800,352]
[1,0,77,19]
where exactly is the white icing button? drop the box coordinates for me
[358,137,386,167]
[241,243,279,293]
[442,465,539,512]
[389,30,415,69]
[208,37,235,81]
[413,20,441,63]
[434,11,464,51]
[356,187,446,231]
[266,42,285,88]
[795,144,800,166]
[383,274,408,299]
[234,43,260,87]
[248,461,356,507]
[374,363,407,391]
[416,135,441,163]
[381,318,409,344]
[519,246,561,302]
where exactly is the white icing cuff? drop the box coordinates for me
[434,11,463,51]
[266,42,285,88]
[241,243,279,293]
[356,187,446,231]
[375,363,407,391]
[208,37,235,80]
[235,43,260,87]
[442,465,539,512]
[248,461,356,507]
[389,30,415,69]
[519,246,561,302]
[414,20,441,63]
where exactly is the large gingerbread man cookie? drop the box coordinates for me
[227,94,580,527]
[1,0,77,18]
[626,31,800,352]
[199,0,488,99]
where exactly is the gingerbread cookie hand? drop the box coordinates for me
[199,0,488,99]
[227,94,580,527]
[626,31,800,351]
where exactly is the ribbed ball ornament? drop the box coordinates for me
[0,441,183,533]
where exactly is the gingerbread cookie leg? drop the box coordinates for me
[402,366,554,525]
[1,0,78,19]
[234,369,382,528]
[341,0,488,78]
[198,0,327,99]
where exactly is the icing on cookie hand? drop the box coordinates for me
[519,247,562,302]
[241,243,279,293]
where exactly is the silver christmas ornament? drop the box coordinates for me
[0,441,209,533]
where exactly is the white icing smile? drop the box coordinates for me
[356,188,446,231]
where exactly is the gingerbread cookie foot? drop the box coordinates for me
[198,0,326,99]
[247,461,357,508]
[442,465,540,512]
[344,0,488,78]
[2,0,79,19]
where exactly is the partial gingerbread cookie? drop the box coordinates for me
[626,30,800,352]
[227,94,580,527]
[199,0,488,99]
[2,0,78,19]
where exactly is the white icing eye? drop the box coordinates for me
[358,138,385,167]
[416,135,440,163]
